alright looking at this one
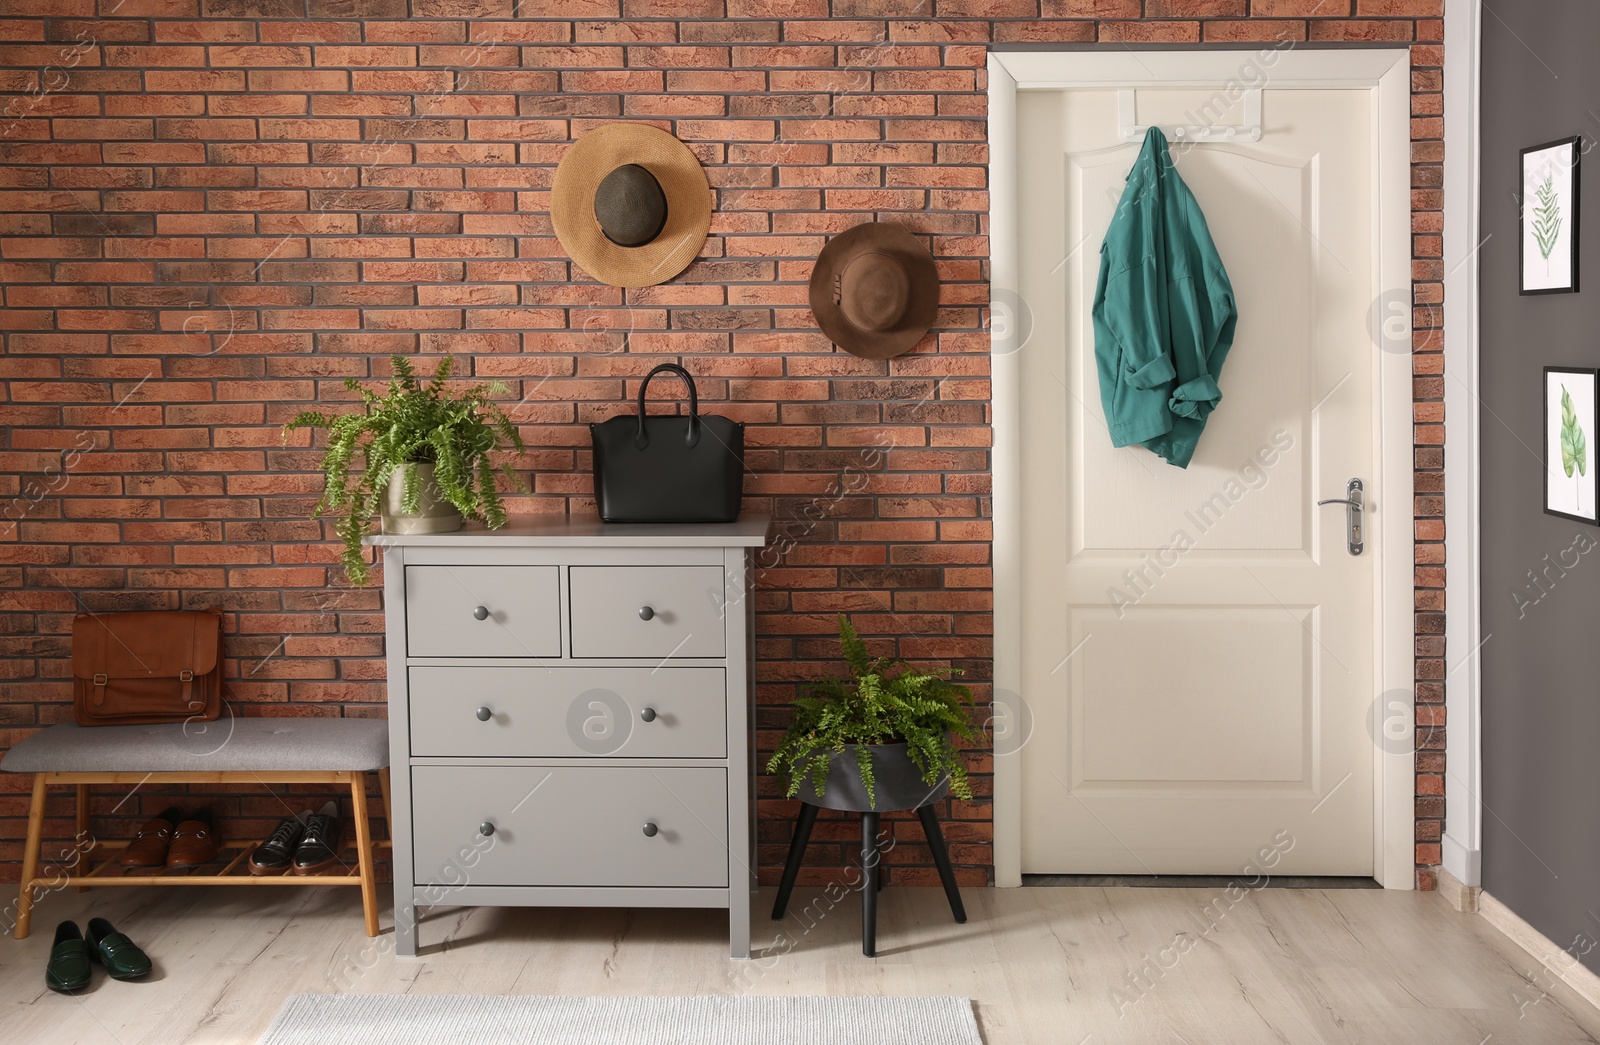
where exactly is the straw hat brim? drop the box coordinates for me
[551,124,712,289]
[808,222,939,360]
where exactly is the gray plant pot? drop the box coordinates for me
[381,462,463,535]
[795,741,951,812]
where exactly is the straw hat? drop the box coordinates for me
[808,222,939,359]
[550,124,712,289]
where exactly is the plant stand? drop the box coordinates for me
[771,801,966,957]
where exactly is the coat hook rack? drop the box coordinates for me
[1117,89,1262,144]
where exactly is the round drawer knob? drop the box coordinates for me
[638,606,655,621]
[472,605,490,621]
[479,821,496,837]
[639,707,657,723]
[642,822,659,838]
[475,706,492,722]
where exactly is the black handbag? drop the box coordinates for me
[590,363,745,523]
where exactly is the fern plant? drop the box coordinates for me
[1534,167,1563,273]
[767,615,980,808]
[283,355,526,585]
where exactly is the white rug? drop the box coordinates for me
[260,994,983,1045]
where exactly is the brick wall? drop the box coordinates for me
[0,0,1445,892]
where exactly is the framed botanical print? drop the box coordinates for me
[1521,137,1581,294]
[1545,366,1598,524]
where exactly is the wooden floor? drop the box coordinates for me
[2,883,1596,1044]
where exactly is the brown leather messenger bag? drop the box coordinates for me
[72,611,223,727]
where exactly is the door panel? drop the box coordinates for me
[1019,88,1377,875]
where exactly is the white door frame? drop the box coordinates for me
[988,48,1418,889]
[1441,0,1484,891]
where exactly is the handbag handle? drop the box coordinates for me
[635,363,701,450]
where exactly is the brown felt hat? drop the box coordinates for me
[550,123,712,289]
[808,222,939,360]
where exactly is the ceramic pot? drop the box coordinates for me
[795,741,950,812]
[380,462,463,535]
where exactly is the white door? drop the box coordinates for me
[1018,87,1379,875]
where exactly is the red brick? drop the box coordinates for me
[208,45,312,66]
[1098,19,1201,40]
[314,45,417,66]
[1358,0,1438,12]
[1252,0,1336,10]
[1309,17,1412,40]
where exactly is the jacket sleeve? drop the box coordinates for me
[1097,255,1176,390]
[1164,187,1237,422]
[1167,263,1237,420]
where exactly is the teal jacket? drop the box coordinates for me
[1092,128,1237,469]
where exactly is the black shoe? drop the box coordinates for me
[291,801,343,875]
[84,918,151,982]
[46,921,91,993]
[249,810,309,876]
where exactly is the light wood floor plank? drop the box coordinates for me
[2,884,1596,1044]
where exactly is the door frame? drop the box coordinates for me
[988,48,1418,889]
[1441,0,1483,892]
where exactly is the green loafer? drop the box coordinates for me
[84,918,151,982]
[46,921,92,993]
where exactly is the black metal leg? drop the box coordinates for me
[861,811,879,957]
[917,805,967,924]
[771,803,820,920]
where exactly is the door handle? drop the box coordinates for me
[1316,478,1364,556]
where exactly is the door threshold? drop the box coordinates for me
[1022,874,1380,890]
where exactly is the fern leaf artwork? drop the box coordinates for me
[1561,384,1588,516]
[1533,167,1563,276]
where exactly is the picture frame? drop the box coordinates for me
[1521,137,1581,294]
[1544,366,1598,525]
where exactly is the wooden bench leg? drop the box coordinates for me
[378,766,392,843]
[15,775,47,940]
[75,784,90,893]
[350,772,379,938]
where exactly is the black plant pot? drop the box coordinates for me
[795,741,950,812]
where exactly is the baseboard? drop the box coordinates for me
[1437,867,1479,912]
[1479,890,1600,1022]
[1441,834,1482,888]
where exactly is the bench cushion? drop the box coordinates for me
[0,719,389,774]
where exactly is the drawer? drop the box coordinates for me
[411,766,728,888]
[569,566,725,659]
[406,566,560,659]
[408,666,727,758]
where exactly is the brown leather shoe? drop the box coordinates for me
[119,807,182,868]
[167,808,220,868]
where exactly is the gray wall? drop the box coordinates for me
[1481,0,1600,969]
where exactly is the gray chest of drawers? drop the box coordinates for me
[372,515,770,958]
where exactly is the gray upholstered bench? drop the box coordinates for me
[1,719,390,940]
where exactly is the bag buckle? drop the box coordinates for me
[92,673,107,686]
[179,670,193,682]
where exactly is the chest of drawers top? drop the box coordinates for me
[367,515,772,551]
